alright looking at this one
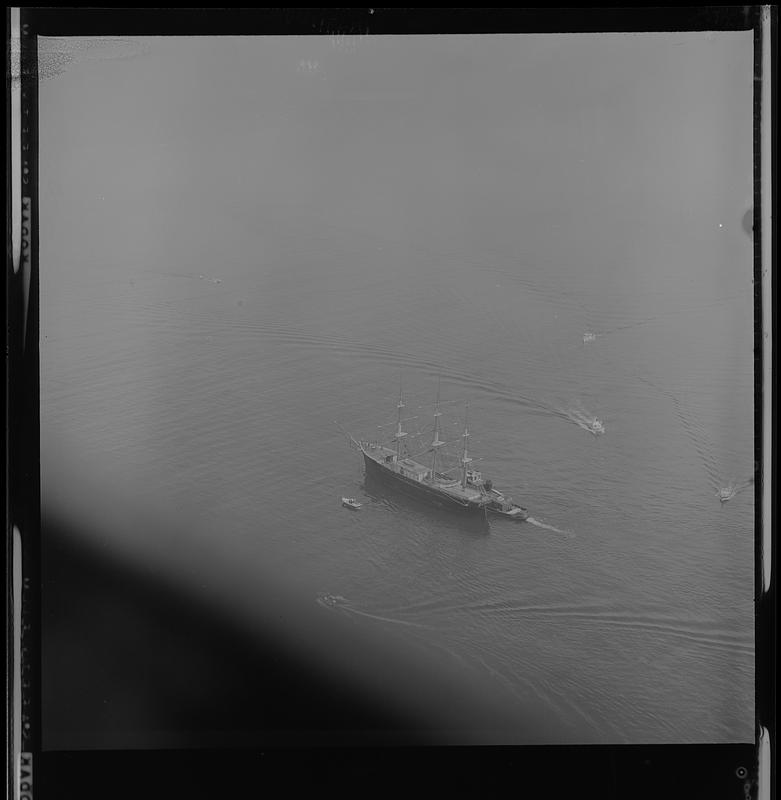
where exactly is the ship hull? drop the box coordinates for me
[363,453,487,518]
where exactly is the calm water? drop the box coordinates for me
[39,34,755,745]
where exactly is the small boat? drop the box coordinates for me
[485,487,528,521]
[342,497,363,510]
[590,418,605,435]
[717,486,736,503]
[488,502,528,520]
[318,593,347,608]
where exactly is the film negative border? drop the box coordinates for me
[6,7,773,800]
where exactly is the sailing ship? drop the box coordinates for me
[349,382,528,521]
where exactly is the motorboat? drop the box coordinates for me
[483,485,528,521]
[590,418,605,435]
[717,486,736,503]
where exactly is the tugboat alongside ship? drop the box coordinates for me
[346,382,528,522]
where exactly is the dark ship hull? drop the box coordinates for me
[362,451,488,518]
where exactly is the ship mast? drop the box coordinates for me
[460,403,472,487]
[430,376,445,480]
[394,377,407,460]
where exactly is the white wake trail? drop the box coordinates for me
[526,516,574,536]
